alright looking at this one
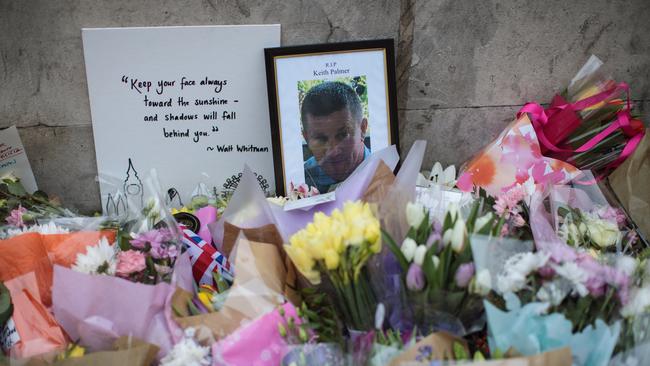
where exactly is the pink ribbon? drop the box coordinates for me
[517,82,645,176]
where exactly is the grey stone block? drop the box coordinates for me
[19,125,101,214]
[0,0,399,128]
[405,0,650,110]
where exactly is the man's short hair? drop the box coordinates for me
[300,81,363,133]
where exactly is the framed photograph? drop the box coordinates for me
[265,39,399,197]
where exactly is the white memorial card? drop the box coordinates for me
[0,126,38,193]
[82,25,280,212]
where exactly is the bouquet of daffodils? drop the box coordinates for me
[284,200,382,331]
[383,199,502,335]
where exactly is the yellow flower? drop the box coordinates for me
[324,249,340,270]
[68,345,85,358]
[198,291,214,312]
[171,206,193,215]
[285,244,320,284]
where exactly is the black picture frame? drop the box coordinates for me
[264,39,399,197]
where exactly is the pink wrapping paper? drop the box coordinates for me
[195,206,218,245]
[51,266,181,357]
[458,115,580,196]
[211,302,299,366]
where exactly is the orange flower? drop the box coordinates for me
[466,154,496,187]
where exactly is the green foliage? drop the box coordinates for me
[0,282,13,327]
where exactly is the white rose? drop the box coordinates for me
[622,287,650,318]
[405,202,426,228]
[401,238,418,262]
[586,218,620,248]
[413,245,427,266]
[616,256,638,277]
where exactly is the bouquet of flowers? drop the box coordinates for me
[284,200,382,331]
[547,175,642,255]
[518,55,646,178]
[0,174,74,228]
[382,199,502,335]
[474,233,629,365]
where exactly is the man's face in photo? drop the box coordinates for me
[303,108,368,181]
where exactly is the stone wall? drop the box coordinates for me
[0,0,648,213]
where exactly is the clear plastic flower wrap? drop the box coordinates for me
[474,227,627,365]
[548,171,643,255]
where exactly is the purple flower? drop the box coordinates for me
[425,231,441,249]
[6,206,27,227]
[406,264,425,291]
[454,262,475,288]
[150,241,179,259]
[130,229,165,249]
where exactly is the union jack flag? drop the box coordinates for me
[180,226,233,287]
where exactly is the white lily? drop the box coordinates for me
[429,162,457,187]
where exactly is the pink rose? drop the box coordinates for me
[116,250,146,277]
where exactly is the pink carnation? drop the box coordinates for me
[6,206,27,227]
[116,250,146,277]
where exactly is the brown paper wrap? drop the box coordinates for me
[172,237,288,340]
[222,222,300,304]
[389,332,467,365]
[362,160,396,204]
[14,337,158,366]
[609,130,650,240]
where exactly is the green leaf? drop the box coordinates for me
[6,181,27,197]
[453,341,468,360]
[0,282,13,326]
[421,244,439,286]
[465,198,481,232]
[382,229,409,272]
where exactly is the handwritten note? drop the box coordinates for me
[0,126,38,192]
[82,25,280,212]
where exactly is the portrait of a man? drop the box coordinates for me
[300,80,371,193]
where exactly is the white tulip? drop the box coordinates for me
[473,269,492,296]
[413,245,427,266]
[431,255,440,269]
[447,203,460,222]
[401,238,418,262]
[473,213,493,233]
[405,202,426,228]
[450,218,466,253]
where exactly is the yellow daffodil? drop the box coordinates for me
[197,291,214,312]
